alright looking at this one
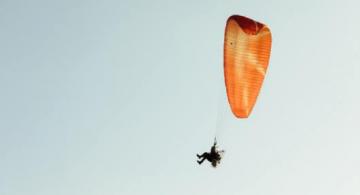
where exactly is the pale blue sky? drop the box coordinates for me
[1,0,360,194]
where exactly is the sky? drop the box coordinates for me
[1,0,360,194]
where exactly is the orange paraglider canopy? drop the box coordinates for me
[224,15,272,118]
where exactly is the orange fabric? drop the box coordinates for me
[224,15,272,118]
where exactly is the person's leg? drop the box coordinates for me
[197,153,212,164]
[204,153,213,163]
[197,157,206,164]
[197,152,207,158]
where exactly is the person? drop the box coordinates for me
[196,139,224,167]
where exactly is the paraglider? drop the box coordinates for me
[196,139,224,167]
[196,15,272,167]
